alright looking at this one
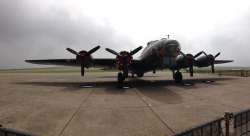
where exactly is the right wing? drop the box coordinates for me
[213,60,234,64]
[25,59,78,66]
[26,58,144,69]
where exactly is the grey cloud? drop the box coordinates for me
[175,10,250,67]
[207,11,250,66]
[1,0,250,69]
[0,0,135,69]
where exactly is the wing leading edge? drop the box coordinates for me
[25,59,78,66]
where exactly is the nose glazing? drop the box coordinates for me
[163,40,180,57]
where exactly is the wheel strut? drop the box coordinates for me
[117,72,124,87]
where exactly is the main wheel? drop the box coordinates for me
[117,72,124,86]
[136,72,144,77]
[174,71,183,83]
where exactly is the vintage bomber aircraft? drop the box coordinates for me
[26,37,233,85]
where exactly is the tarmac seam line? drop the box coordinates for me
[79,105,150,109]
[58,87,95,136]
[133,88,175,134]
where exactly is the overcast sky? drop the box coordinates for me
[0,0,250,69]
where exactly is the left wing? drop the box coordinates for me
[26,58,116,68]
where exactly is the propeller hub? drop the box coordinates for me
[116,51,133,69]
[208,55,215,64]
[76,51,92,67]
[184,54,194,66]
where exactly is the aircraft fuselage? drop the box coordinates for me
[132,38,181,74]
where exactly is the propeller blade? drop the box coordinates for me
[67,48,80,56]
[179,51,187,58]
[194,51,202,58]
[190,65,193,77]
[105,48,120,56]
[211,63,215,73]
[88,45,101,55]
[81,65,84,76]
[202,51,208,57]
[189,61,193,76]
[129,46,143,56]
[214,52,220,58]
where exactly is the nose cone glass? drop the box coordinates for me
[163,40,180,57]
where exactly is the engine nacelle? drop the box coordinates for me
[116,51,133,70]
[174,53,194,69]
[195,55,213,67]
[76,50,93,68]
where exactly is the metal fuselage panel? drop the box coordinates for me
[132,39,181,73]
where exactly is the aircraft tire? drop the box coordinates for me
[118,72,124,85]
[137,72,144,77]
[174,72,183,83]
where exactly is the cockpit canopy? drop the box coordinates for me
[147,40,159,46]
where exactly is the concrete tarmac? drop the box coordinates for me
[0,72,249,136]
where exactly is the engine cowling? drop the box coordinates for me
[76,50,93,68]
[116,51,133,70]
[173,51,202,76]
[175,53,194,68]
[195,52,220,73]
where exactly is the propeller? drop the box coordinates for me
[66,48,80,56]
[180,51,202,76]
[202,51,220,73]
[66,45,101,76]
[129,46,143,56]
[88,45,101,55]
[105,46,143,78]
[67,45,100,56]
[105,48,120,56]
[105,46,142,57]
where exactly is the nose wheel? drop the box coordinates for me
[174,71,183,83]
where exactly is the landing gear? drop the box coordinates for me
[136,72,144,77]
[117,72,124,86]
[123,68,128,78]
[174,71,183,83]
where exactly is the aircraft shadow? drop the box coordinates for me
[14,77,237,104]
[14,77,236,90]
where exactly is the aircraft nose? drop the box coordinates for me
[163,40,180,57]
